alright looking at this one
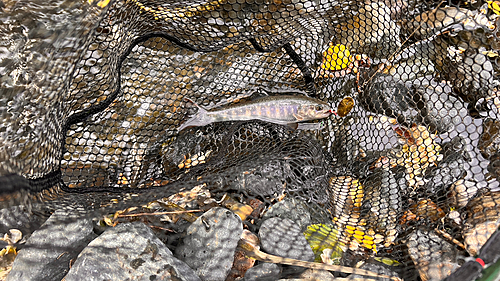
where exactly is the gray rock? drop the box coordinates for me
[64,221,201,281]
[7,207,96,281]
[407,228,459,281]
[305,269,336,280]
[281,269,336,281]
[259,217,314,262]
[0,205,49,237]
[413,79,468,134]
[243,263,281,281]
[175,207,243,281]
[262,197,311,231]
[234,159,292,197]
[350,262,400,281]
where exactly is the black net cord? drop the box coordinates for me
[249,38,316,95]
[3,30,318,196]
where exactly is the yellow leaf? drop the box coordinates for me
[227,203,253,221]
[304,224,344,263]
[88,0,111,8]
[103,216,114,226]
[488,1,500,15]
[374,257,401,266]
[321,44,353,71]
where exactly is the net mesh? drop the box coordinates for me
[1,0,500,280]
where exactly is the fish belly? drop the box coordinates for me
[214,103,298,124]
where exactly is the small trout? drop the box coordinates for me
[178,95,334,131]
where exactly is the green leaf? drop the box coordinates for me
[304,224,345,263]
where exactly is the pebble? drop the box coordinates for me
[262,197,311,231]
[259,217,314,262]
[7,207,96,281]
[406,228,459,281]
[243,263,281,281]
[295,268,336,280]
[350,262,400,281]
[64,221,201,281]
[175,207,243,281]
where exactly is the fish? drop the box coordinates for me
[178,95,334,131]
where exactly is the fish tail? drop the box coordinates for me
[177,98,210,132]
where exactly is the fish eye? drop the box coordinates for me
[315,105,323,111]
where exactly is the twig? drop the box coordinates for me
[434,228,466,251]
[148,225,176,233]
[117,210,202,217]
[238,237,402,281]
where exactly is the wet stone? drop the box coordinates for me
[259,217,314,262]
[425,137,468,195]
[362,168,404,235]
[262,197,311,231]
[243,263,281,281]
[234,159,292,197]
[488,153,500,180]
[479,119,500,160]
[294,268,336,280]
[463,190,500,256]
[406,228,459,281]
[414,80,468,134]
[175,207,243,281]
[7,207,96,281]
[64,221,201,281]
[0,205,49,243]
[350,262,400,281]
[361,74,415,123]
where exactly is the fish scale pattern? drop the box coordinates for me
[2,0,500,280]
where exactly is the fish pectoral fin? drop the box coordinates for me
[287,123,298,130]
[292,112,305,121]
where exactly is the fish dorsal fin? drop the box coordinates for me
[250,86,270,99]
[184,97,209,113]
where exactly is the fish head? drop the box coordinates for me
[299,102,335,120]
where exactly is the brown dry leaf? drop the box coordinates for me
[163,183,210,209]
[337,97,355,117]
[412,199,446,222]
[448,179,479,209]
[400,199,446,224]
[155,201,199,223]
[389,125,443,188]
[399,210,418,225]
[222,196,253,221]
[224,247,256,281]
[413,199,445,222]
[248,198,265,219]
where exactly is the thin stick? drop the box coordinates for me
[117,210,202,217]
[148,225,176,233]
[434,228,466,250]
[239,238,402,281]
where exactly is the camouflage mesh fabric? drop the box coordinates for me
[2,0,500,280]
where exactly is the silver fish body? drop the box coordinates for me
[178,95,333,131]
